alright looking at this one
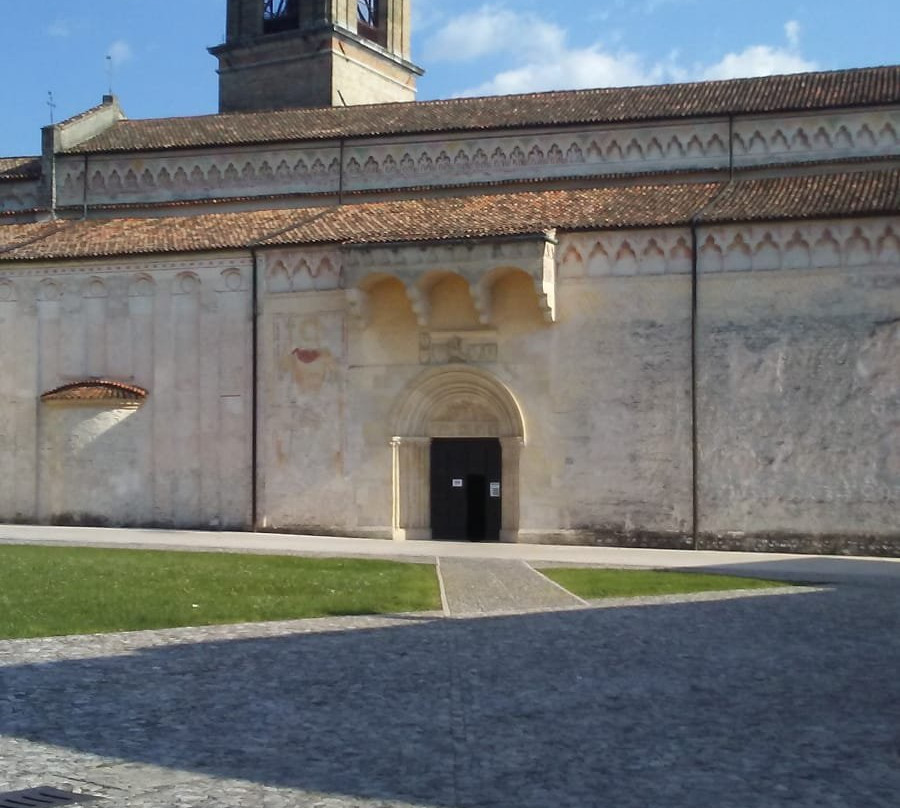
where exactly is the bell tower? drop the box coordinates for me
[210,0,423,113]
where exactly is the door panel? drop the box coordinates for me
[431,438,501,541]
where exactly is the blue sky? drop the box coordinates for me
[2,0,898,157]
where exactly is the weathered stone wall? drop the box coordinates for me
[696,218,899,553]
[3,216,895,552]
[0,179,40,214]
[256,220,897,553]
[0,257,252,528]
[535,230,694,546]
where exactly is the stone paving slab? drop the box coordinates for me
[437,558,585,615]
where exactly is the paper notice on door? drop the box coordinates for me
[490,482,501,498]
[452,479,464,488]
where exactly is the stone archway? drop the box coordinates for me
[390,366,526,541]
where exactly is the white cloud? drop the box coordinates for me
[462,48,673,96]
[106,40,133,68]
[700,45,817,81]
[440,4,818,98]
[785,20,801,50]
[425,7,564,62]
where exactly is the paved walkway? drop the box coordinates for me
[2,523,899,589]
[438,558,585,615]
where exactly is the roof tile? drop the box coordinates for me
[0,169,896,262]
[63,66,900,155]
[0,157,41,182]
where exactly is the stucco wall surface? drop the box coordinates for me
[696,224,899,549]
[0,257,253,528]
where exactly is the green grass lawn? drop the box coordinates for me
[541,567,790,599]
[0,545,441,640]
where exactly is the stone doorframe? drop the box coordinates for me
[390,365,526,542]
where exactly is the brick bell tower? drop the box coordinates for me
[210,0,423,112]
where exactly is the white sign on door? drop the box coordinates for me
[490,482,501,498]
[452,479,464,488]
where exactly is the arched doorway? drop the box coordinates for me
[390,366,525,542]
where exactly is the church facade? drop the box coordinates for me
[1,0,898,554]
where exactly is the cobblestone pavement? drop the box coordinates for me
[3,583,900,808]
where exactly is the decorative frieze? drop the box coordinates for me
[733,109,899,167]
[0,181,39,213]
[559,219,900,278]
[55,146,343,208]
[343,120,730,193]
[0,259,249,306]
[559,229,694,278]
[419,331,499,365]
[698,219,899,273]
[263,249,343,293]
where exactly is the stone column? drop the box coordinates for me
[499,436,523,542]
[392,436,431,540]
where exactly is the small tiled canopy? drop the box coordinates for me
[40,380,148,403]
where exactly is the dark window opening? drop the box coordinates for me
[357,0,386,46]
[264,0,300,34]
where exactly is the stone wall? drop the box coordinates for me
[0,256,253,528]
[256,220,898,553]
[696,218,899,553]
[2,216,896,553]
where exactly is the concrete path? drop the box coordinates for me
[438,558,584,615]
[2,523,899,587]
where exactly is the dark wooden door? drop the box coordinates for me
[430,438,502,541]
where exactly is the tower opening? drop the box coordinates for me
[263,0,300,34]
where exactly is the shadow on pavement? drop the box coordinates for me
[2,587,899,807]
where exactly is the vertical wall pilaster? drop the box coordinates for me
[392,436,431,540]
[500,437,523,542]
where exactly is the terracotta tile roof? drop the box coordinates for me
[698,169,900,223]
[41,380,148,403]
[64,66,900,154]
[0,221,67,254]
[0,183,722,260]
[0,210,300,260]
[0,157,41,181]
[0,169,895,261]
[261,184,723,246]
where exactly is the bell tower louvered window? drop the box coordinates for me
[263,0,300,34]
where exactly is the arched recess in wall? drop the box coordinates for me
[389,365,526,542]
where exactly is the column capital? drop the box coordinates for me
[391,435,431,447]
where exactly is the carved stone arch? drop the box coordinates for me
[267,259,291,293]
[0,279,17,303]
[390,366,525,541]
[174,271,201,295]
[347,271,410,326]
[129,274,156,298]
[38,279,62,302]
[408,269,468,329]
[83,277,108,299]
[471,265,534,325]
